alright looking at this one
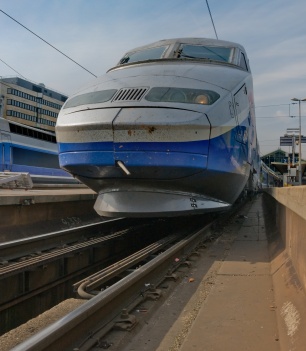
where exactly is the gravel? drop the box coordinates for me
[0,298,85,351]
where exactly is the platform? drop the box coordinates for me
[0,187,96,206]
[180,196,278,350]
[155,194,306,351]
[0,187,99,240]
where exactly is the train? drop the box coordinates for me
[56,37,260,217]
[0,117,77,184]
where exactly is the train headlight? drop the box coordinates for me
[145,87,220,105]
[195,94,209,104]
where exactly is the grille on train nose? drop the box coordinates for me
[112,87,148,102]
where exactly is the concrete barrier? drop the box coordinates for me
[265,187,306,293]
[263,188,306,350]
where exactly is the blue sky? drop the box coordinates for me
[1,0,306,155]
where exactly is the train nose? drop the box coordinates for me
[57,107,211,179]
[112,107,210,178]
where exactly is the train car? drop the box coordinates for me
[0,117,77,184]
[56,37,259,217]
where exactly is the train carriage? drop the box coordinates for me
[0,117,76,184]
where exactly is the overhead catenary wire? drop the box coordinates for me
[0,58,27,79]
[205,0,218,39]
[255,103,298,108]
[0,9,97,78]
[256,116,306,118]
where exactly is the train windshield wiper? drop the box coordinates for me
[120,57,130,64]
[177,45,232,63]
[179,53,211,60]
[118,46,169,65]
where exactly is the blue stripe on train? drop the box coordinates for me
[58,125,250,175]
[59,150,208,170]
[58,139,209,154]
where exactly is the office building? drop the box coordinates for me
[0,77,67,132]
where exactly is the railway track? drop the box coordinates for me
[0,217,130,262]
[0,228,130,278]
[10,217,217,351]
[2,199,251,350]
[0,217,161,333]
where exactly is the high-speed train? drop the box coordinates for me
[56,37,260,217]
[0,117,77,184]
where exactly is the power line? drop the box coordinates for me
[255,103,297,108]
[0,78,20,91]
[256,116,306,118]
[205,0,218,39]
[0,9,97,78]
[0,58,27,79]
[260,139,280,141]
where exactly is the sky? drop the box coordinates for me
[1,0,306,156]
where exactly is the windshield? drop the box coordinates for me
[119,45,168,64]
[177,44,233,63]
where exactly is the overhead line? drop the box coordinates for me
[0,58,27,79]
[205,0,218,39]
[256,116,306,118]
[0,9,97,78]
[255,103,297,108]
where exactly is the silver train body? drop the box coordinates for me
[56,38,259,217]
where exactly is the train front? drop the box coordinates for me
[56,38,254,217]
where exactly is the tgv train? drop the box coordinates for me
[56,37,260,217]
[0,117,77,184]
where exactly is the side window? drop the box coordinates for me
[234,84,249,145]
[239,52,248,71]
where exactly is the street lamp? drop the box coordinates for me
[291,97,306,185]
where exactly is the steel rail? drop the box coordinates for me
[11,221,213,351]
[75,234,178,298]
[0,230,128,278]
[0,218,125,261]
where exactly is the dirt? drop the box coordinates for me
[0,298,85,351]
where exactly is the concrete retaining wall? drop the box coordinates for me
[265,186,306,294]
[264,188,306,350]
[0,188,101,241]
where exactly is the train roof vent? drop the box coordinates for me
[112,87,148,102]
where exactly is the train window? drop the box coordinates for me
[63,89,117,109]
[177,44,233,63]
[145,87,220,105]
[9,123,57,143]
[119,46,168,64]
[12,147,60,168]
[239,52,248,71]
